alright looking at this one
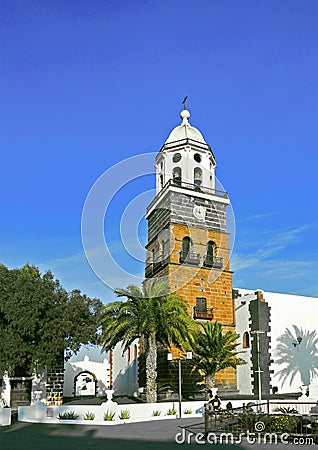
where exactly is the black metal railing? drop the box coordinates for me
[145,253,225,277]
[179,251,200,265]
[193,306,213,320]
[203,402,318,442]
[203,255,223,269]
[145,257,169,277]
[169,179,228,198]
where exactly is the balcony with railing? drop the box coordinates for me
[193,306,214,320]
[179,251,200,265]
[203,255,223,269]
[145,257,170,278]
[169,178,228,198]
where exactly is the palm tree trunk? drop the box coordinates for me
[146,333,157,403]
[205,373,216,400]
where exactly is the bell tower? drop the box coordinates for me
[145,106,236,391]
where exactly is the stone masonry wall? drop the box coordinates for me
[147,190,228,245]
[170,191,227,232]
[46,366,64,405]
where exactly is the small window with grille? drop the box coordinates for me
[196,297,207,313]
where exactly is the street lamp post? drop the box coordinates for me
[167,351,193,419]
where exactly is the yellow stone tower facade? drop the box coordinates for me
[145,106,236,391]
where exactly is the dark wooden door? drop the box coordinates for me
[10,379,31,409]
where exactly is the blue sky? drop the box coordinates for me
[0,0,317,302]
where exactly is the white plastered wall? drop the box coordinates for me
[237,289,318,396]
[63,344,111,397]
[155,146,215,194]
[112,339,139,397]
[235,293,254,395]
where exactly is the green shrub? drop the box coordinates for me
[237,411,300,434]
[119,409,131,420]
[183,408,192,414]
[238,412,265,432]
[103,410,115,421]
[152,410,161,416]
[83,411,95,420]
[167,407,177,415]
[58,411,79,420]
[271,415,300,433]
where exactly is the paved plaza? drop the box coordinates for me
[1,418,317,450]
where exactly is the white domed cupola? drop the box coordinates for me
[155,104,217,194]
[165,109,206,144]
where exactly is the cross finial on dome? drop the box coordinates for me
[180,96,190,124]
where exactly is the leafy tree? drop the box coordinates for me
[100,281,196,403]
[189,321,244,399]
[0,263,102,376]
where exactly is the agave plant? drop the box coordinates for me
[103,410,115,421]
[275,406,298,414]
[119,409,131,420]
[58,411,79,420]
[167,407,177,415]
[83,411,95,420]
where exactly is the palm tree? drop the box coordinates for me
[100,281,196,403]
[189,321,244,399]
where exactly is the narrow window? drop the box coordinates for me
[194,167,202,188]
[127,347,131,362]
[173,167,182,186]
[243,332,250,348]
[204,241,215,266]
[180,236,191,263]
[182,236,191,257]
[160,174,163,188]
[206,241,215,262]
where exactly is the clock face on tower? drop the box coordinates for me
[193,205,205,220]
